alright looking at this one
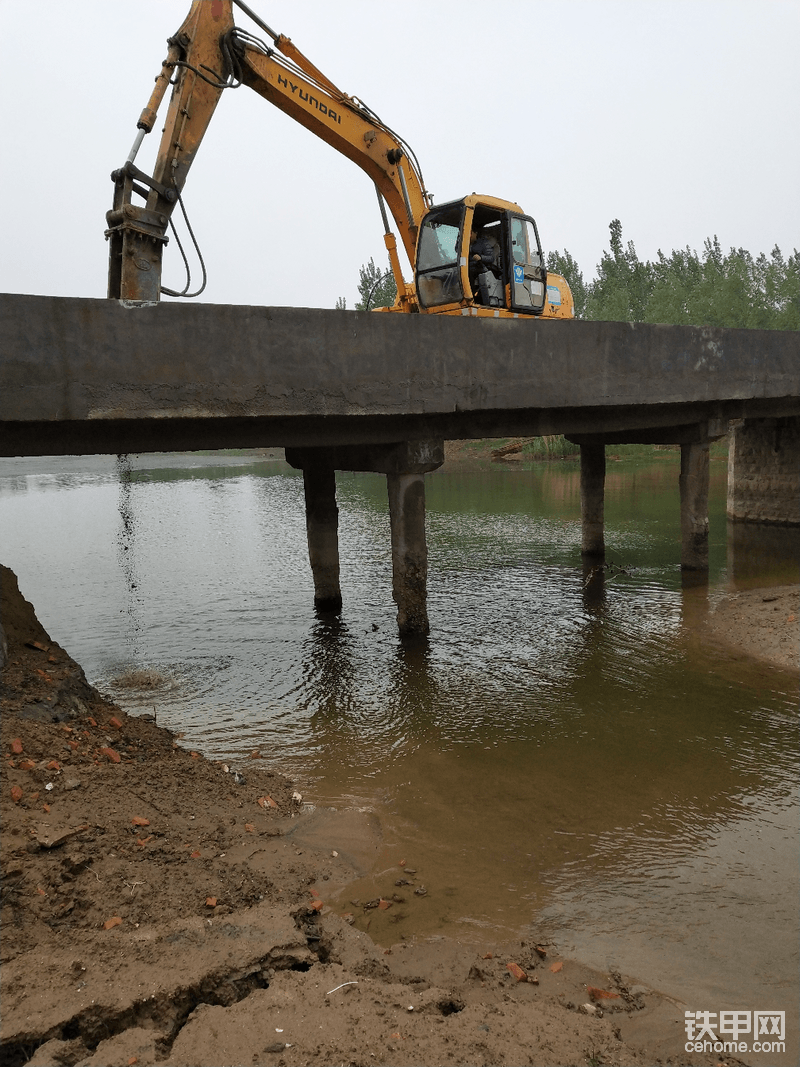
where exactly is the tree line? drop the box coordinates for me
[548,220,798,330]
[341,220,798,330]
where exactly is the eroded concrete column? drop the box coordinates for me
[302,467,342,612]
[580,442,606,558]
[387,473,429,636]
[679,441,710,570]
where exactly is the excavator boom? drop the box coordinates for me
[106,0,573,320]
[106,0,428,305]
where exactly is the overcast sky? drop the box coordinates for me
[1,0,797,310]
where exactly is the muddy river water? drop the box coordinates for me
[1,450,797,1025]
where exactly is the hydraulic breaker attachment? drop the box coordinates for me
[106,162,173,304]
[106,1,235,304]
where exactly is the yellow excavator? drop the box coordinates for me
[106,0,574,319]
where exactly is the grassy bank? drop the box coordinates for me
[447,436,729,463]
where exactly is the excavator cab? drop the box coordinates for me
[414,195,559,317]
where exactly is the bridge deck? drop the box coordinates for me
[1,293,798,456]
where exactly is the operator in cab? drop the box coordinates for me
[469,226,502,307]
[469,227,496,282]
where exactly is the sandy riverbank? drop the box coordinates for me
[703,584,798,674]
[1,564,794,1067]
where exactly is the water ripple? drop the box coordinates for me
[1,453,796,1013]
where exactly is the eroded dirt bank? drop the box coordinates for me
[1,564,787,1067]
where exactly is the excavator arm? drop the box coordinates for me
[106,0,429,306]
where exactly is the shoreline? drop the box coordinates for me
[703,584,799,675]
[1,564,795,1066]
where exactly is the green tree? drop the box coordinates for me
[585,219,653,322]
[547,250,588,318]
[355,257,397,311]
[334,296,347,310]
[657,238,798,330]
[644,245,704,325]
[769,247,800,330]
[577,221,797,330]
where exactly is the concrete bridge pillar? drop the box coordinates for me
[302,466,342,612]
[569,420,726,574]
[727,416,800,526]
[387,473,429,636]
[579,443,606,558]
[679,441,710,570]
[286,440,443,636]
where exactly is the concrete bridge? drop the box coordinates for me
[1,293,798,633]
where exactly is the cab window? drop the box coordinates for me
[416,204,465,308]
[510,217,542,268]
[508,215,546,313]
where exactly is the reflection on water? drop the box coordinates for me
[0,451,797,1017]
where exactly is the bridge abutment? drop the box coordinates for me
[727,416,800,526]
